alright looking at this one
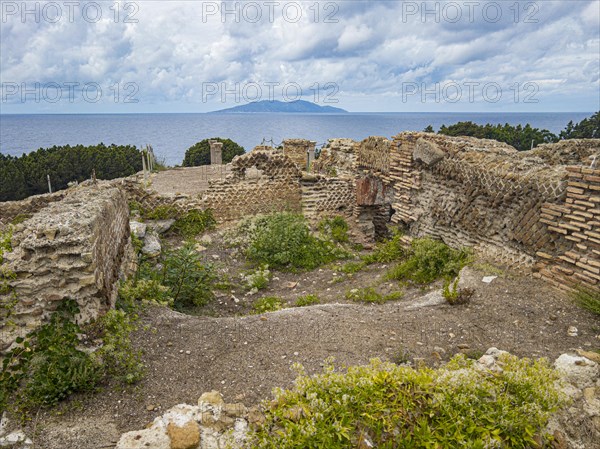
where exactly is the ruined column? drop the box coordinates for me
[209,141,223,165]
[307,141,317,171]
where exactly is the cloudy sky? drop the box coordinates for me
[1,0,599,113]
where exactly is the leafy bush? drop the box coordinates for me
[143,205,179,220]
[241,265,271,292]
[182,138,245,167]
[249,354,565,448]
[95,310,144,384]
[0,227,13,265]
[117,278,173,311]
[0,299,144,413]
[0,144,143,201]
[318,216,349,243]
[295,294,320,307]
[172,209,216,239]
[573,286,600,316]
[160,244,214,310]
[238,213,348,270]
[387,238,471,284]
[252,296,283,314]
[345,287,403,304]
[362,230,406,265]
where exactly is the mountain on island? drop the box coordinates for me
[210,100,347,114]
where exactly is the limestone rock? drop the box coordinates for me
[142,233,162,258]
[554,354,599,389]
[166,421,200,449]
[116,428,170,449]
[147,219,176,235]
[130,221,147,239]
[413,138,445,166]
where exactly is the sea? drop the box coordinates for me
[0,112,593,166]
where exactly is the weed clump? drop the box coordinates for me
[573,286,600,316]
[318,216,350,243]
[345,287,403,304]
[249,354,565,448]
[295,294,320,307]
[229,213,348,270]
[387,238,471,284]
[253,296,283,314]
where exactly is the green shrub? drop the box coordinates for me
[339,261,366,274]
[182,138,245,167]
[252,296,283,314]
[573,287,600,316]
[160,244,214,310]
[387,238,471,284]
[362,230,405,265]
[172,209,216,239]
[249,354,565,448]
[345,287,403,304]
[318,216,349,243]
[442,277,474,305]
[0,299,144,413]
[1,300,102,411]
[117,278,173,311]
[143,205,179,220]
[295,294,320,307]
[242,213,348,270]
[241,265,271,292]
[95,310,144,384]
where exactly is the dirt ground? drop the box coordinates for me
[17,230,600,449]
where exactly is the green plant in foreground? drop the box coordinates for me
[252,296,283,314]
[172,209,216,239]
[362,230,406,265]
[345,287,403,304]
[241,265,271,291]
[1,299,144,413]
[387,238,471,285]
[339,261,366,274]
[573,286,600,316]
[244,213,348,270]
[442,277,474,305]
[318,216,350,243]
[295,294,320,307]
[249,354,565,449]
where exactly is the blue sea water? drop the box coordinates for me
[0,112,593,166]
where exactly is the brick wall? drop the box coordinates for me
[0,184,134,351]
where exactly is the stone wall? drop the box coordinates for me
[0,184,134,351]
[535,165,600,291]
[0,190,68,231]
[373,133,600,285]
[282,139,315,170]
[301,174,356,221]
[312,138,357,176]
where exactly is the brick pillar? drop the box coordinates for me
[209,141,223,165]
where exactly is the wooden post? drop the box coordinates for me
[47,175,52,194]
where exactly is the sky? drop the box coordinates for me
[0,0,599,113]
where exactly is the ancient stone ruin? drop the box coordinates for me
[1,133,599,349]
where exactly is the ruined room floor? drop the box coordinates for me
[26,263,600,449]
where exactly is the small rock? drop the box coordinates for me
[195,244,207,252]
[284,281,298,289]
[481,275,497,284]
[199,390,224,407]
[146,219,175,234]
[146,404,156,411]
[211,254,220,260]
[457,343,470,350]
[116,428,170,449]
[554,353,599,389]
[130,221,147,239]
[167,421,200,449]
[568,326,578,337]
[198,235,213,245]
[142,233,162,258]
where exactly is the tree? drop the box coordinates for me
[559,112,600,139]
[182,138,245,167]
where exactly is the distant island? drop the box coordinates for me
[209,100,348,114]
